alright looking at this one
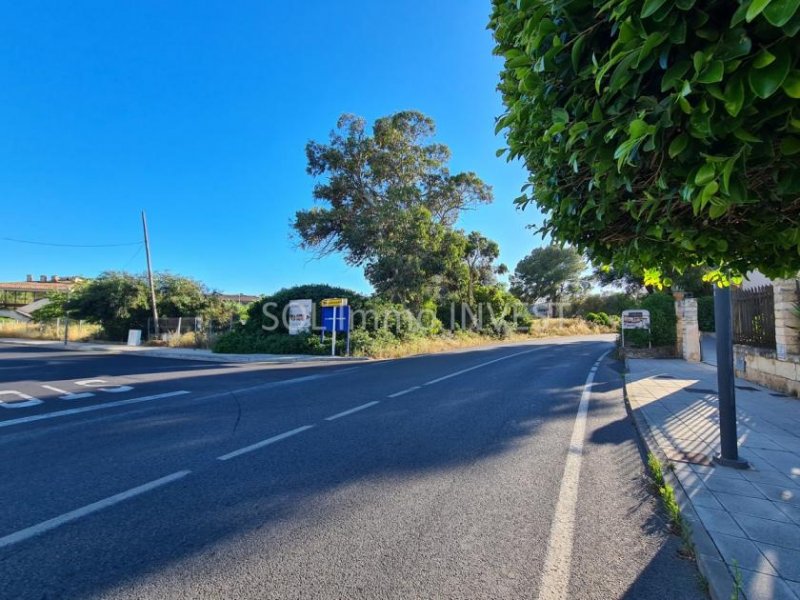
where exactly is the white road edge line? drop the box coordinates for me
[387,386,420,398]
[537,349,611,600]
[0,391,190,429]
[0,470,191,549]
[422,349,535,386]
[217,425,314,461]
[324,401,380,421]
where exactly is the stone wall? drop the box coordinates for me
[734,345,800,397]
[675,297,701,362]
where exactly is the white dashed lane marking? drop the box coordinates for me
[324,401,380,421]
[0,470,191,549]
[217,425,315,461]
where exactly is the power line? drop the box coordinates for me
[1,236,143,248]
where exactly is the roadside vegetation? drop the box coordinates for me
[0,319,101,342]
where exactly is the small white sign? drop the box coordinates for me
[288,299,313,335]
[127,329,142,346]
[622,309,651,329]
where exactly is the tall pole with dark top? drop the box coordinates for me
[713,285,749,469]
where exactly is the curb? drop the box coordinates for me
[0,339,369,365]
[620,363,739,600]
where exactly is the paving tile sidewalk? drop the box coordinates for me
[625,359,800,600]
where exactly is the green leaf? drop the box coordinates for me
[702,181,719,200]
[629,119,651,138]
[763,0,800,25]
[668,133,689,157]
[733,128,762,142]
[571,35,586,72]
[782,70,800,97]
[723,76,746,116]
[507,55,532,68]
[642,0,670,17]
[695,163,716,185]
[746,0,773,21]
[693,51,705,74]
[722,157,736,193]
[552,108,569,124]
[709,203,729,219]
[753,50,776,69]
[637,32,667,66]
[661,60,691,91]
[731,1,750,25]
[780,137,800,155]
[697,61,724,83]
[748,47,791,98]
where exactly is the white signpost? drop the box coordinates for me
[621,309,651,348]
[287,299,313,335]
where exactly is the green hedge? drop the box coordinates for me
[698,296,715,332]
[622,292,677,348]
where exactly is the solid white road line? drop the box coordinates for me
[536,350,611,600]
[0,391,190,429]
[217,425,314,461]
[422,349,536,386]
[387,386,420,398]
[324,401,380,421]
[0,470,191,549]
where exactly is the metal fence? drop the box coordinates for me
[732,285,776,349]
[146,316,240,347]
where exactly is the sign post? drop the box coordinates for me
[621,309,651,348]
[321,298,349,357]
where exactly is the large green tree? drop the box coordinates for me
[490,0,800,282]
[510,245,587,303]
[293,112,493,305]
[463,231,507,304]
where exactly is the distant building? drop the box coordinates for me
[0,275,82,321]
[214,293,260,305]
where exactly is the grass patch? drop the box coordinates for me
[355,319,615,359]
[0,320,101,342]
[646,452,695,560]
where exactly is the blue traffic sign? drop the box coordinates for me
[321,306,350,332]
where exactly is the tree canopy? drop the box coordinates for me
[490,0,800,283]
[511,245,587,303]
[63,272,245,340]
[293,112,494,306]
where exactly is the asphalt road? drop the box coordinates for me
[0,337,705,599]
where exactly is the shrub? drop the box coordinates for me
[213,331,337,355]
[698,296,715,332]
[585,311,612,326]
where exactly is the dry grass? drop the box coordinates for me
[0,320,101,342]
[165,332,206,348]
[360,319,615,359]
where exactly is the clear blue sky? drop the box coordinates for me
[0,1,544,295]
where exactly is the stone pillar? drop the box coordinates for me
[773,278,800,360]
[675,297,701,362]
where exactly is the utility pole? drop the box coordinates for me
[713,285,749,469]
[141,211,159,339]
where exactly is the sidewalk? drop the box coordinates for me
[0,338,367,364]
[625,359,800,600]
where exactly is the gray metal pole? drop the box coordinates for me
[713,285,749,469]
[141,211,160,339]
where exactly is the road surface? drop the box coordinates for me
[0,337,704,599]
